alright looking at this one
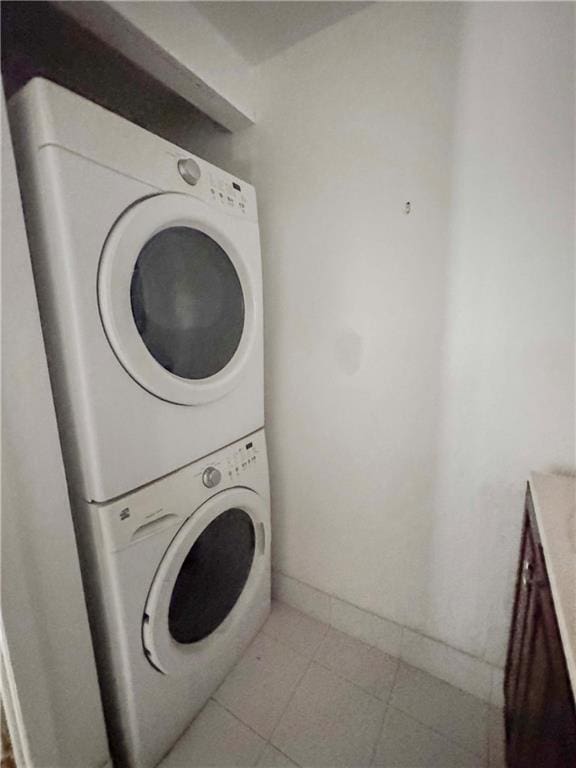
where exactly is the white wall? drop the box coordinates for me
[250,2,575,665]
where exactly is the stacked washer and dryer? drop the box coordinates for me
[10,79,271,768]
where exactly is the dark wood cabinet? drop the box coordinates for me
[505,486,576,768]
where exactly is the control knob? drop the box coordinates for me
[177,158,201,186]
[202,466,221,489]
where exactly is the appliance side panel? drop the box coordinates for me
[2,87,111,768]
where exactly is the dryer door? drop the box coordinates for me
[98,193,257,405]
[142,488,268,676]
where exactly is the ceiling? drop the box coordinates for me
[193,2,372,65]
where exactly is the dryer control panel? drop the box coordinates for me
[10,78,259,225]
[164,146,257,222]
[176,157,252,217]
[206,172,250,216]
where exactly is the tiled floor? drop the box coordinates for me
[159,602,507,767]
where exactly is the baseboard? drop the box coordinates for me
[272,570,504,707]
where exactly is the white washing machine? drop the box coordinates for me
[77,430,271,768]
[9,78,264,502]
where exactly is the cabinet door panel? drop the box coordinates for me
[505,486,576,768]
[536,581,576,766]
[514,581,560,767]
[505,505,535,741]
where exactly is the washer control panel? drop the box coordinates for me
[93,429,267,553]
[193,436,262,489]
[224,439,257,481]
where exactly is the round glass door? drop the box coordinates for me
[168,508,255,643]
[131,227,245,380]
[142,488,268,676]
[98,193,258,405]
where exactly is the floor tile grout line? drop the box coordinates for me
[486,706,506,768]
[275,595,497,704]
[261,604,330,648]
[397,653,492,704]
[276,597,493,706]
[268,656,390,768]
[211,609,488,767]
[291,656,393,768]
[258,600,332,746]
[370,705,395,766]
[262,742,303,768]
[311,656,397,703]
[258,625,324,661]
[393,708,488,763]
[320,623,402,663]
[210,705,304,768]
[367,703,390,767]
[386,702,488,761]
[209,696,273,744]
[367,656,401,766]
[266,647,316,753]
[210,618,326,763]
[269,600,401,701]
[261,608,398,763]
[276,585,498,666]
[263,607,487,765]
[263,603,331,638]
[486,701,492,768]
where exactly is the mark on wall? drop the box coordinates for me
[335,329,364,375]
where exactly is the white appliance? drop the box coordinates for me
[9,78,264,502]
[77,430,271,768]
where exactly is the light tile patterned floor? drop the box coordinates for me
[159,601,506,767]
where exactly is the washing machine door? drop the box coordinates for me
[98,193,257,405]
[142,488,268,676]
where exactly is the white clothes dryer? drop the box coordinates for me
[77,430,271,768]
[9,78,264,502]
